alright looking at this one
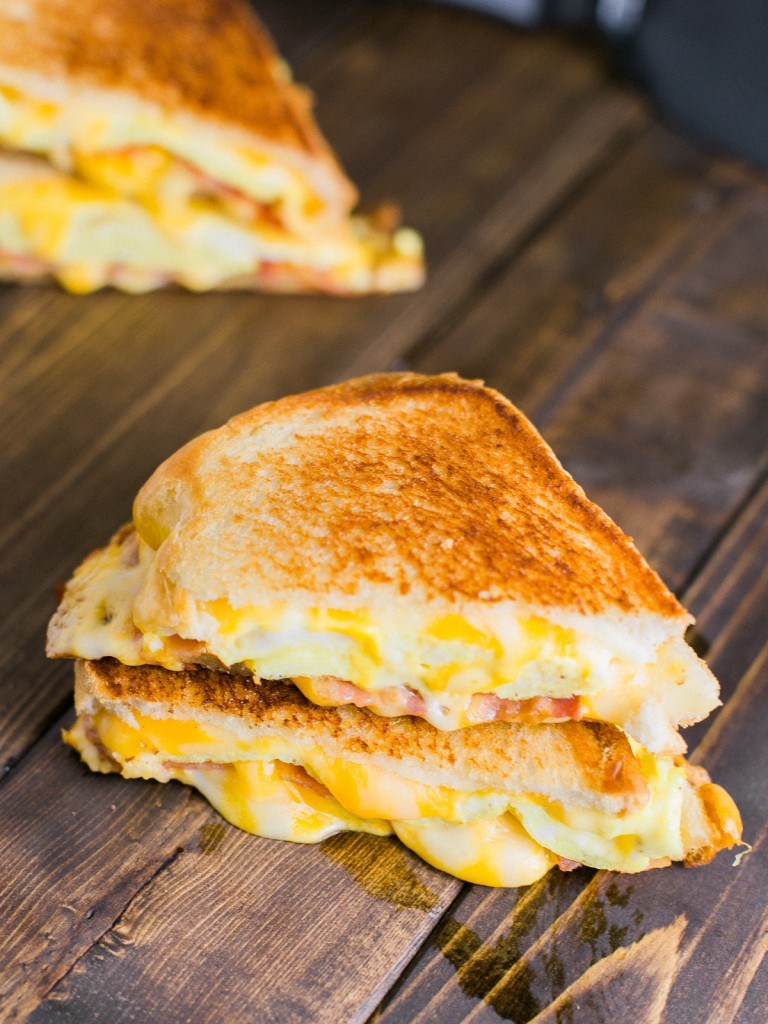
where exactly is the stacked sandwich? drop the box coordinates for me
[0,0,423,294]
[47,373,742,886]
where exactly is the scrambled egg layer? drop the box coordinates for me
[0,84,316,225]
[64,705,692,885]
[0,162,415,293]
[49,532,685,747]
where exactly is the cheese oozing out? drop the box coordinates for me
[64,700,701,885]
[49,529,715,753]
[0,153,418,294]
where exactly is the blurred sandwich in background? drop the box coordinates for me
[0,0,424,294]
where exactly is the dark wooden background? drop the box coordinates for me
[1,2,766,1021]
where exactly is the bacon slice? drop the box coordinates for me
[276,761,333,797]
[556,857,582,872]
[304,676,583,725]
[95,145,286,229]
[467,692,584,725]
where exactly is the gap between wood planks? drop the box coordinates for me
[25,844,187,1013]
[673,459,768,605]
[338,90,646,382]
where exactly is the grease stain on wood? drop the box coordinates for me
[526,917,687,1024]
[430,874,650,1022]
[578,885,639,963]
[435,913,537,1022]
[197,822,227,856]
[320,833,440,912]
[433,870,584,1021]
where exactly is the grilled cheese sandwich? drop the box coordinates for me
[49,374,720,755]
[48,373,743,886]
[0,0,423,293]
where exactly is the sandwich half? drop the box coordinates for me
[50,372,743,885]
[0,0,423,294]
[50,373,720,756]
[65,658,741,887]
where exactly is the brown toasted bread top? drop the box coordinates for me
[0,0,340,159]
[80,659,649,811]
[134,373,684,618]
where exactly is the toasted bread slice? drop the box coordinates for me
[0,0,423,292]
[49,373,719,752]
[133,372,682,616]
[66,658,742,883]
[0,0,351,205]
[74,658,650,815]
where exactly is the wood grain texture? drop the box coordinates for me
[0,714,212,1022]
[525,918,687,1024]
[411,124,729,412]
[28,827,458,1024]
[413,141,768,593]
[540,187,768,592]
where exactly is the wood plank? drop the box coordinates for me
[0,15,641,771]
[0,715,211,1021]
[374,477,768,1024]
[28,828,458,1024]
[682,475,768,751]
[540,187,768,592]
[341,85,640,381]
[410,124,728,411]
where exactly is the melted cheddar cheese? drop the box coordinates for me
[48,530,699,751]
[392,816,556,888]
[0,84,316,226]
[64,703,693,885]
[0,158,408,293]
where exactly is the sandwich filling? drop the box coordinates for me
[0,148,421,294]
[0,81,423,293]
[65,659,742,888]
[49,526,716,754]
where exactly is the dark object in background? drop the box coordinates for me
[433,0,768,171]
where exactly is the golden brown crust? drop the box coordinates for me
[681,763,743,866]
[0,0,342,162]
[134,373,684,617]
[80,658,650,812]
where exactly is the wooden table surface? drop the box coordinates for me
[2,2,767,1022]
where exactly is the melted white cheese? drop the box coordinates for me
[64,702,691,884]
[49,529,701,750]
